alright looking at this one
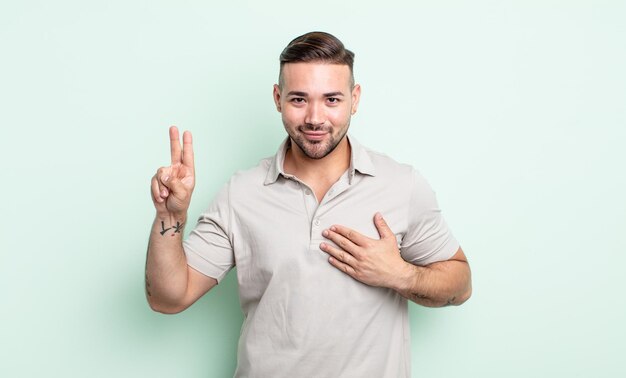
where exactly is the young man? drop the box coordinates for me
[146,31,471,377]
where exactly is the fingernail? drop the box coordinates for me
[322,230,329,237]
[161,189,168,197]
[330,226,337,231]
[320,242,326,249]
[163,176,170,182]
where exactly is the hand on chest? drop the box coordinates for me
[233,182,407,275]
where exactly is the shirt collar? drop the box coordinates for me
[264,133,376,186]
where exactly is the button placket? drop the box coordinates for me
[309,208,325,254]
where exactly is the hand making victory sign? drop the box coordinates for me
[150,126,196,218]
[146,127,215,312]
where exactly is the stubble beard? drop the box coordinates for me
[288,122,350,160]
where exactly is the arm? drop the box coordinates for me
[145,126,217,314]
[320,213,472,307]
[392,246,471,307]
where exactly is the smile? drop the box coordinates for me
[302,130,329,141]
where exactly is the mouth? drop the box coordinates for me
[301,130,329,141]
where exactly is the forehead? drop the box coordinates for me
[281,62,352,92]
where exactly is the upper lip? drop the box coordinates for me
[302,130,328,135]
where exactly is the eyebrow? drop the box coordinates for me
[286,91,345,97]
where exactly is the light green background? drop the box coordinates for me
[1,1,625,377]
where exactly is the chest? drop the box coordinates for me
[230,175,409,291]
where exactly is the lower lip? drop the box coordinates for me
[303,132,328,141]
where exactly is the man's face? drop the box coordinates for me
[273,62,361,159]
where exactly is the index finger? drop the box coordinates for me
[329,225,370,247]
[170,126,182,165]
[182,130,194,170]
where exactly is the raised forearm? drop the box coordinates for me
[392,258,472,307]
[145,213,189,312]
[146,126,198,313]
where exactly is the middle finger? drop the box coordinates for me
[323,229,359,255]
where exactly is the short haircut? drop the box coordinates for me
[278,31,355,88]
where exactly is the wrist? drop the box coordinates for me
[390,261,418,293]
[155,211,187,223]
[153,212,188,237]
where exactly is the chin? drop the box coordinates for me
[300,139,339,159]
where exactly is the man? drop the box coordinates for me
[146,31,471,377]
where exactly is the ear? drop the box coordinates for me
[351,84,361,115]
[273,84,282,112]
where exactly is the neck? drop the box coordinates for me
[284,136,351,185]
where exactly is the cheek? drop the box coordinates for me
[282,107,304,123]
[328,108,351,125]
[281,112,299,129]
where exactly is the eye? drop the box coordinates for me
[327,97,340,104]
[290,97,305,104]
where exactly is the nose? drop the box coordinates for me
[304,101,325,127]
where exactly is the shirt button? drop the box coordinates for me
[304,189,312,195]
[314,219,320,226]
[328,189,334,195]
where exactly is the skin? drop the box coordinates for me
[145,61,471,314]
[274,63,359,160]
[274,62,471,307]
[274,62,471,306]
[320,213,472,307]
[273,63,360,201]
[146,126,217,314]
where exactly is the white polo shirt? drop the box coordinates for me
[183,134,459,378]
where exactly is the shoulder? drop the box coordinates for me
[360,143,418,183]
[355,142,438,201]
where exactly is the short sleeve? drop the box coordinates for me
[400,169,459,266]
[183,182,235,283]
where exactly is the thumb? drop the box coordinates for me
[166,177,187,197]
[373,212,394,239]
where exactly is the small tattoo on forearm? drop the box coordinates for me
[172,221,183,234]
[145,273,152,297]
[159,220,184,236]
[159,221,171,235]
[412,293,428,301]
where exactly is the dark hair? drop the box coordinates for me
[278,31,355,88]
